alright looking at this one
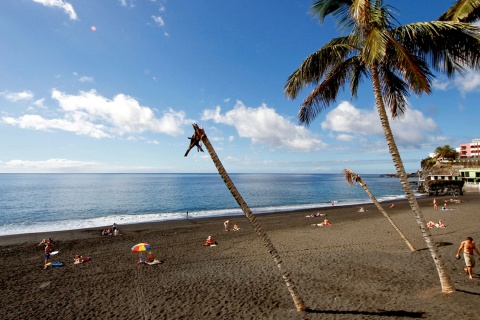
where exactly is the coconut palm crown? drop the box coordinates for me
[285,0,480,124]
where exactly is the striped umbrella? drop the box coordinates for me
[131,243,151,252]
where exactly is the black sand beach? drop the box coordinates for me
[1,194,480,319]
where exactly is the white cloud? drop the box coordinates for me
[201,101,327,152]
[321,101,439,148]
[152,15,165,27]
[454,70,480,94]
[433,70,480,94]
[432,79,450,91]
[6,158,98,169]
[79,76,94,83]
[1,90,34,102]
[32,0,78,20]
[2,89,189,138]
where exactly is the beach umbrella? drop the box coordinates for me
[131,243,151,252]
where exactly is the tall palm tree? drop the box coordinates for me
[285,0,480,293]
[184,123,306,312]
[343,169,416,252]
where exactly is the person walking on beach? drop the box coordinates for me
[433,198,438,211]
[456,237,480,279]
[224,220,230,232]
[186,211,188,219]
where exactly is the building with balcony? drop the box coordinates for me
[459,138,480,158]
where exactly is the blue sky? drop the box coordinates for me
[1,0,479,174]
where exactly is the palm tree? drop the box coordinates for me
[285,0,480,293]
[434,145,459,162]
[184,123,306,312]
[343,169,416,252]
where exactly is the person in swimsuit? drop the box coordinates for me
[456,237,480,279]
[44,243,52,269]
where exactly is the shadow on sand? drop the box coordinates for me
[416,242,453,251]
[305,308,424,318]
[456,289,480,296]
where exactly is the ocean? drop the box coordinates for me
[0,173,419,236]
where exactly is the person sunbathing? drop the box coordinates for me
[358,207,366,212]
[146,252,155,263]
[311,218,332,227]
[437,219,447,228]
[427,220,447,228]
[74,255,84,264]
[233,223,241,231]
[203,236,216,246]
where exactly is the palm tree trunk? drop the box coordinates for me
[370,67,455,293]
[344,169,416,252]
[189,124,307,311]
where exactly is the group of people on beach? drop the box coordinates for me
[101,223,122,236]
[223,220,241,232]
[433,198,463,211]
[202,220,243,247]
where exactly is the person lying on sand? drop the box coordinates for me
[427,220,447,228]
[311,218,332,227]
[203,236,217,246]
[450,199,463,203]
[306,212,327,218]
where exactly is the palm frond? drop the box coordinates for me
[384,34,433,95]
[343,168,360,185]
[378,65,409,118]
[392,21,480,76]
[311,0,354,29]
[348,57,368,97]
[284,37,354,99]
[438,0,480,22]
[299,57,357,125]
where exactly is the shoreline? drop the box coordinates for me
[1,193,480,319]
[0,194,428,245]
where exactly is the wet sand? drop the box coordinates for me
[1,194,480,319]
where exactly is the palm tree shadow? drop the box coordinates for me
[417,242,453,251]
[456,289,480,296]
[305,308,424,318]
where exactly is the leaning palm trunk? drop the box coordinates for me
[185,123,307,311]
[370,67,455,293]
[343,168,416,252]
